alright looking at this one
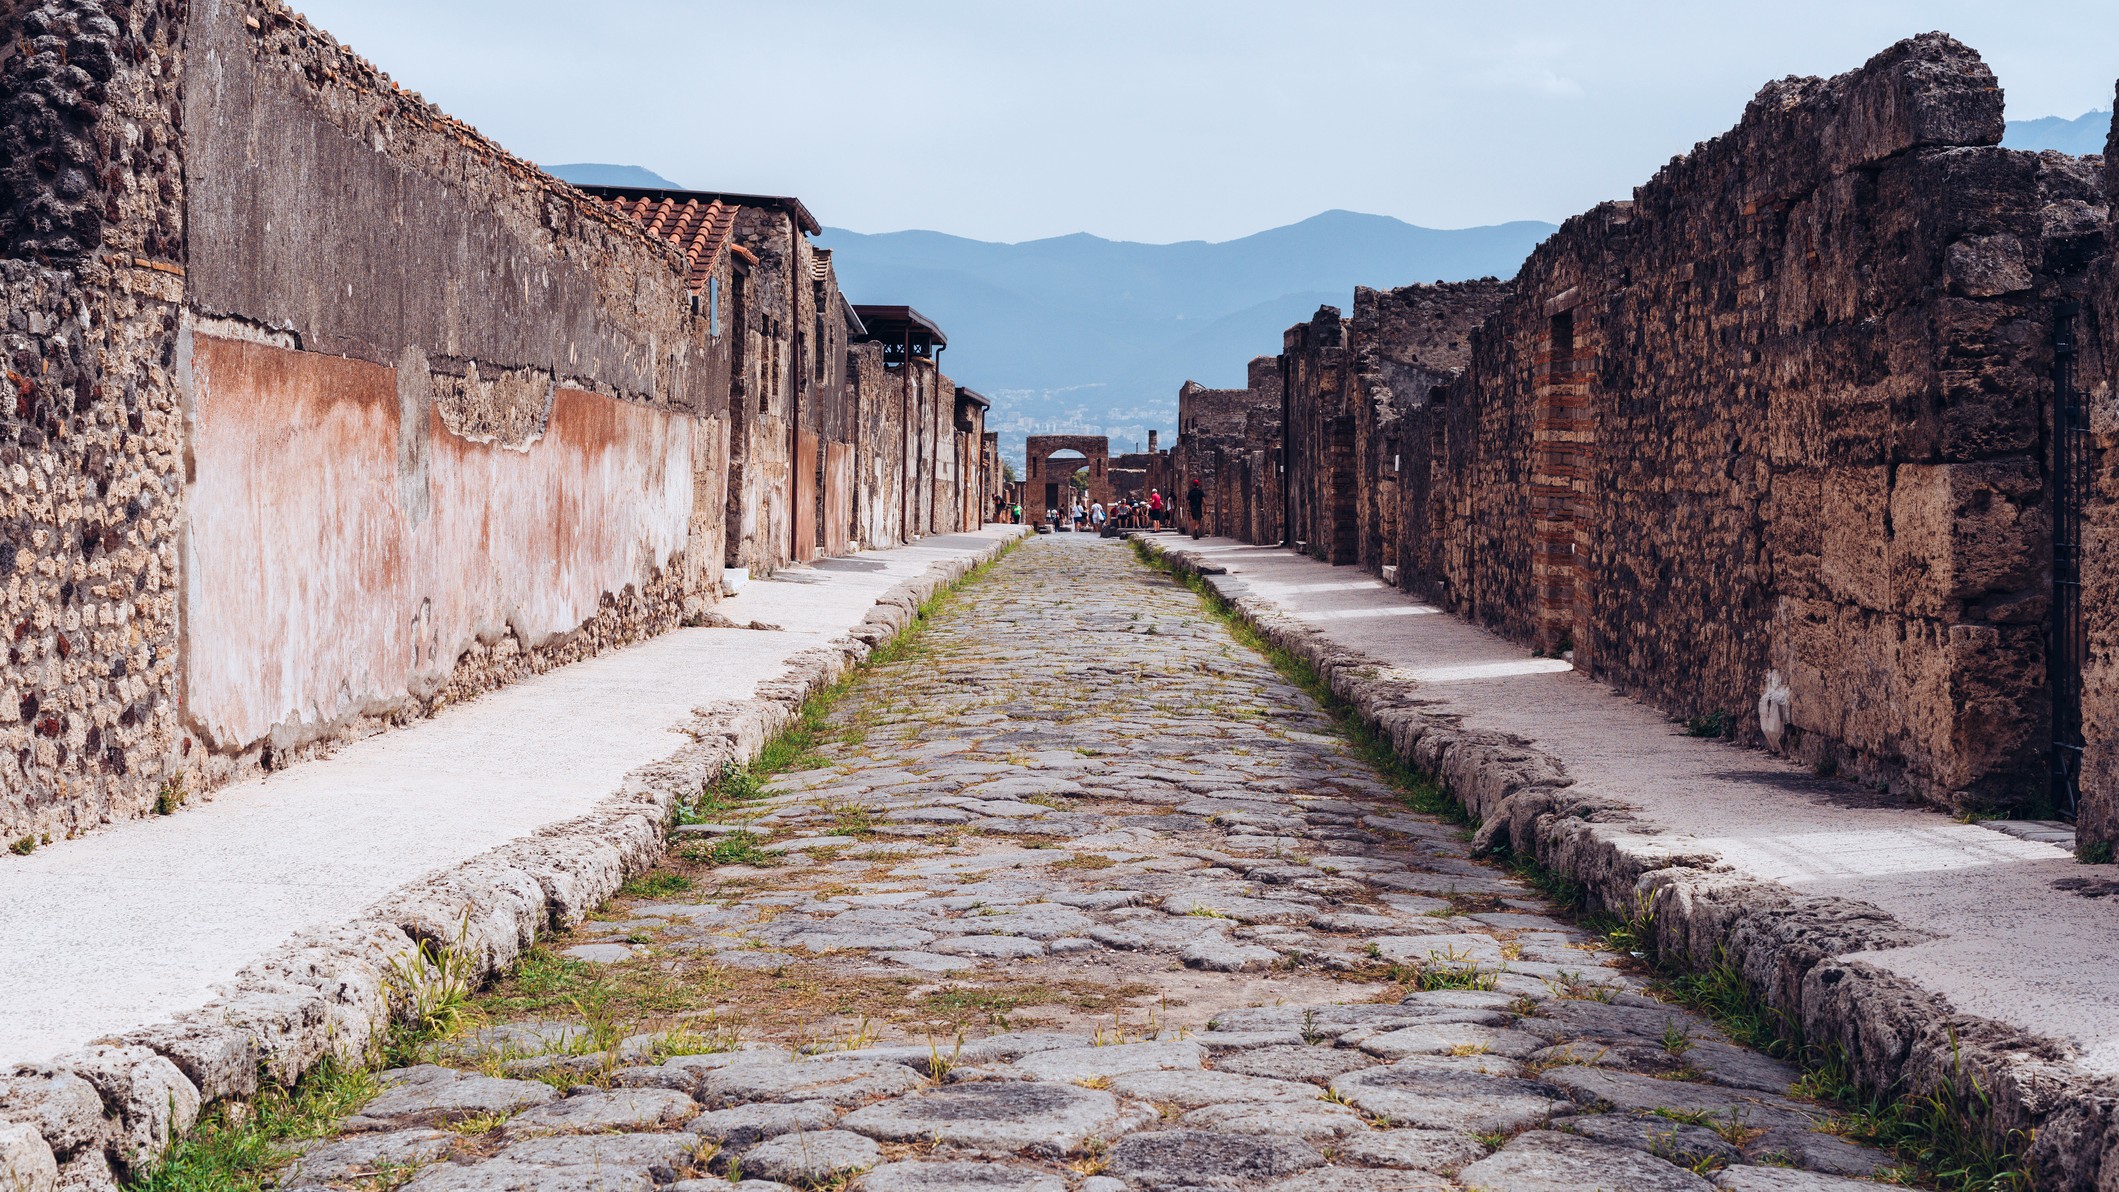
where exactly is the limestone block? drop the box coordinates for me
[0,1121,59,1192]
[54,1046,200,1172]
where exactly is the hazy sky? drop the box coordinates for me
[291,1,2119,244]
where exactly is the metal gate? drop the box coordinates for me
[2052,302,2085,818]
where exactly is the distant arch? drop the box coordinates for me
[1025,435,1112,515]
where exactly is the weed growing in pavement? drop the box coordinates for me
[380,914,480,1058]
[1128,537,1467,826]
[618,872,694,899]
[8,835,34,855]
[2079,840,2115,865]
[681,830,778,868]
[154,774,188,816]
[1682,711,1733,739]
[125,1056,380,1192]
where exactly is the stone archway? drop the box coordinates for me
[1025,435,1112,515]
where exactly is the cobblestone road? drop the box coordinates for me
[292,536,1898,1191]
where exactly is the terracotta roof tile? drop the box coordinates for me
[598,192,737,294]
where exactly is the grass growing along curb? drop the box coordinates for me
[126,1058,381,1192]
[127,534,1028,1192]
[1133,535,2036,1192]
[1127,536,1469,828]
[675,532,1026,843]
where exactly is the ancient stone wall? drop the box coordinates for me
[1346,280,1510,588]
[2074,103,2119,850]
[1185,34,2106,819]
[1283,308,1353,562]
[0,0,189,845]
[1455,37,2097,812]
[850,343,904,549]
[726,206,799,575]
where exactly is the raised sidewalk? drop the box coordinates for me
[1145,534,2119,1184]
[0,529,1024,1076]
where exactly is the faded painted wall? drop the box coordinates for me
[183,335,692,752]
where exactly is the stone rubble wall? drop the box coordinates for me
[0,531,1027,1192]
[1,0,196,845]
[2,0,1000,842]
[1173,34,2119,832]
[2072,93,2119,851]
[1142,538,2119,1192]
[1348,280,1512,587]
[1170,356,1286,544]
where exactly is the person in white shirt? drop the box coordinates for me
[1090,501,1106,532]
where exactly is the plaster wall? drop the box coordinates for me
[182,334,692,753]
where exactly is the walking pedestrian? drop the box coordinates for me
[1148,488,1166,529]
[1090,501,1107,533]
[1187,477,1205,539]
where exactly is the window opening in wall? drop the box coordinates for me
[708,277,720,337]
[2052,301,2085,819]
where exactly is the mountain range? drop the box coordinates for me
[548,116,2104,461]
[2001,110,2110,155]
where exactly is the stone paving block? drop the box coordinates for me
[841,1082,1126,1156]
[1713,1166,1898,1190]
[346,1068,559,1131]
[284,1128,457,1187]
[686,1101,837,1148]
[856,1159,1070,1191]
[1212,1043,1382,1084]
[1102,1129,1324,1189]
[730,1129,879,1185]
[1454,1130,1712,1191]
[1106,1068,1316,1107]
[401,1158,655,1191]
[697,1056,926,1108]
[1193,1029,1306,1052]
[1004,1039,1204,1082]
[928,935,1049,960]
[1334,1127,1488,1173]
[1329,1058,1568,1132]
[1558,1112,1743,1167]
[1260,1169,1452,1191]
[493,1132,703,1170]
[1538,1066,1813,1125]
[504,1088,700,1135]
[877,949,981,973]
[1180,934,1281,972]
[1178,1098,1368,1139]
[1358,1023,1549,1060]
[280,539,1898,1192]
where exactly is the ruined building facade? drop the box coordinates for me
[0,0,996,843]
[1174,34,2119,850]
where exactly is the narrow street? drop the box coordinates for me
[291,536,1898,1191]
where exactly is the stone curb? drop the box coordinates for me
[0,529,1029,1192]
[1139,538,2119,1191]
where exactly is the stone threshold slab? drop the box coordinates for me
[1140,533,2119,1190]
[0,528,1027,1191]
